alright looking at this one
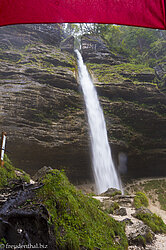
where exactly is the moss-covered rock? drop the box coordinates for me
[36,169,128,249]
[88,63,155,84]
[0,154,30,188]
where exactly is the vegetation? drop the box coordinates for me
[135,211,166,234]
[127,179,166,211]
[134,192,149,209]
[65,24,165,88]
[105,202,120,214]
[36,169,128,249]
[87,62,155,85]
[0,154,30,187]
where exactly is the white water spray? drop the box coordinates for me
[75,50,122,194]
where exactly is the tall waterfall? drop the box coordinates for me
[75,50,122,194]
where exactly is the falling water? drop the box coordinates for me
[75,50,122,194]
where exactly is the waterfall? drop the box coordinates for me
[75,50,122,194]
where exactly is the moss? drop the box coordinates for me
[134,192,149,209]
[0,155,30,188]
[36,169,128,249]
[0,155,17,187]
[87,62,155,85]
[135,212,166,234]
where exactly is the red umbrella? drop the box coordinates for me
[0,0,165,29]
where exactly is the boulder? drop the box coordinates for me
[128,221,154,246]
[114,207,127,216]
[101,188,122,197]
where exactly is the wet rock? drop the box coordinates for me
[114,207,127,216]
[128,221,154,247]
[113,195,135,207]
[0,24,64,48]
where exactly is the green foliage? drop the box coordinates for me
[135,212,166,234]
[134,192,149,209]
[37,169,128,249]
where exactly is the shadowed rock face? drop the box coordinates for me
[81,34,127,65]
[0,25,92,183]
[0,27,166,184]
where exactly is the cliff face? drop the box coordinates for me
[0,27,166,184]
[81,35,166,179]
[0,25,92,183]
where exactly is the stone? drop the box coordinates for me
[128,221,154,246]
[122,218,133,225]
[0,26,166,185]
[132,207,153,218]
[60,36,74,54]
[114,207,127,216]
[101,188,122,197]
[33,166,53,182]
[81,34,126,64]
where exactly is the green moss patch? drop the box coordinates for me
[0,155,30,188]
[87,63,155,85]
[36,169,128,249]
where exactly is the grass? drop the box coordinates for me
[135,212,166,234]
[143,180,166,211]
[36,169,128,249]
[130,179,166,211]
[134,192,149,209]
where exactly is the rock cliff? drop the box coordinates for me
[0,25,91,183]
[81,35,166,180]
[0,27,166,184]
